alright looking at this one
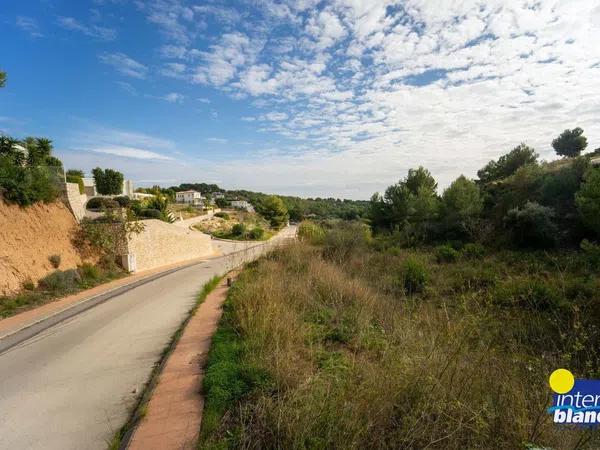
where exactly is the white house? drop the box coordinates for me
[231,200,254,212]
[211,192,225,199]
[176,190,203,205]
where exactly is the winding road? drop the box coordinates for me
[0,226,296,450]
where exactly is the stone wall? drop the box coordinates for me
[63,182,88,222]
[125,219,214,272]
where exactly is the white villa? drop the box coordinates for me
[176,190,204,205]
[211,192,225,199]
[231,200,254,212]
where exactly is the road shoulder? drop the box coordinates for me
[127,276,233,450]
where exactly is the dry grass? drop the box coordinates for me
[200,236,600,450]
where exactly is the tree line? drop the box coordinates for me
[369,127,600,248]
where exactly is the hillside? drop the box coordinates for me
[0,200,87,295]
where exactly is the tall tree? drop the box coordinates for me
[92,167,124,195]
[441,175,483,238]
[552,127,587,158]
[259,195,289,229]
[0,71,6,88]
[575,168,600,234]
[477,144,538,183]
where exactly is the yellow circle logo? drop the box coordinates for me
[549,369,575,394]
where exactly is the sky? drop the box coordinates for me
[1,0,599,199]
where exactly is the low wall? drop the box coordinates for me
[125,220,214,272]
[63,182,88,222]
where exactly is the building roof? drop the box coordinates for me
[177,190,202,194]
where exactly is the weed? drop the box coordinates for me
[48,254,61,269]
[435,244,459,263]
[402,256,428,294]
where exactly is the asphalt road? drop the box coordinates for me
[0,227,296,450]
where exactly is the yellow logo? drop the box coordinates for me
[549,368,575,394]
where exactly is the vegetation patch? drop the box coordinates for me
[199,225,600,450]
[0,263,124,318]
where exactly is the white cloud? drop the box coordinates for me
[65,0,600,198]
[16,16,43,38]
[161,62,187,78]
[91,146,175,160]
[163,92,185,103]
[136,0,199,44]
[56,16,116,40]
[261,112,288,121]
[206,137,228,144]
[193,32,264,86]
[98,52,148,78]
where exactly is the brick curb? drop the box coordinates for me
[126,276,234,450]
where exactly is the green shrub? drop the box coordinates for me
[86,197,119,210]
[435,244,459,263]
[322,222,370,262]
[0,135,63,206]
[298,220,326,244]
[113,196,131,207]
[580,239,600,269]
[140,208,162,219]
[78,263,101,282]
[576,168,600,234]
[248,227,264,240]
[504,202,558,248]
[48,254,61,269]
[231,223,247,236]
[22,279,35,291]
[66,173,85,194]
[493,278,563,311]
[38,269,81,293]
[402,257,428,295]
[450,266,497,292]
[461,243,486,259]
[215,212,230,220]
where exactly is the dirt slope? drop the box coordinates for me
[0,200,84,295]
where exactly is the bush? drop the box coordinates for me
[298,221,325,244]
[493,278,563,311]
[22,279,35,291]
[66,173,85,194]
[575,168,600,234]
[38,269,81,293]
[140,208,162,219]
[114,196,131,207]
[248,227,265,240]
[402,257,428,295]
[215,212,230,220]
[435,244,459,263]
[231,223,247,236]
[86,197,119,210]
[461,243,486,259]
[580,239,600,269]
[504,202,558,248]
[48,254,61,269]
[322,222,370,263]
[78,263,101,282]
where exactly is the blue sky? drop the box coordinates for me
[1,0,599,199]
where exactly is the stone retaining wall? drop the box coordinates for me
[63,182,88,222]
[125,219,214,272]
